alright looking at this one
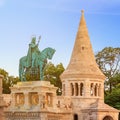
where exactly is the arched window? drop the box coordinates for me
[70,83,74,96]
[94,84,97,96]
[74,114,78,120]
[80,83,84,96]
[90,83,94,96]
[103,116,113,120]
[75,83,78,96]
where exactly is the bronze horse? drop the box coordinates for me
[19,47,55,81]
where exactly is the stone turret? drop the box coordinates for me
[61,10,105,99]
[60,11,119,120]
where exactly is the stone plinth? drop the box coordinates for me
[8,81,57,111]
[5,81,72,120]
[60,11,119,120]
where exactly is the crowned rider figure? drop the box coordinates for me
[26,36,41,68]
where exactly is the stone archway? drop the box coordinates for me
[103,116,114,120]
[74,114,78,120]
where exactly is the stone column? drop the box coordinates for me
[39,93,46,109]
[0,75,5,120]
[67,81,71,96]
[97,84,99,97]
[38,93,41,106]
[10,93,16,109]
[78,84,81,96]
[73,83,75,96]
[84,79,90,97]
[101,83,104,99]
[93,84,95,96]
[62,83,65,96]
[70,83,73,96]
[38,93,43,109]
[98,84,101,97]
[24,92,29,109]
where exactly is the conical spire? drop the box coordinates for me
[61,10,105,79]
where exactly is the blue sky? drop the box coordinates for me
[0,0,120,76]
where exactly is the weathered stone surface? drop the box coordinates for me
[4,81,72,120]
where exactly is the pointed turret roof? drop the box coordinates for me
[61,10,105,80]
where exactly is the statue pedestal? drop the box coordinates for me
[5,81,72,120]
[8,81,57,111]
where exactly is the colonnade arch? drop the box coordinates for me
[90,83,101,97]
[63,81,102,97]
[103,116,114,120]
[70,82,84,96]
[80,83,83,96]
[74,114,78,120]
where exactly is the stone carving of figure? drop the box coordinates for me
[19,94,24,105]
[16,93,24,106]
[31,93,39,105]
[26,36,41,68]
[40,95,46,109]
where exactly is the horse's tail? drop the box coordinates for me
[19,56,27,81]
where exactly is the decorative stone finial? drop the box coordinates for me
[81,10,84,15]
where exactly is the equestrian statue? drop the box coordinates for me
[19,36,55,81]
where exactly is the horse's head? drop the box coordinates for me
[47,47,56,59]
[40,47,55,61]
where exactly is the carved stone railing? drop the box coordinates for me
[5,111,41,120]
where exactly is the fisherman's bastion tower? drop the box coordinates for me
[0,10,119,120]
[60,10,119,120]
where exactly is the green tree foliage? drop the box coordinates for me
[44,62,65,95]
[105,78,120,109]
[95,47,120,93]
[0,68,20,94]
[95,47,120,110]
[109,73,120,88]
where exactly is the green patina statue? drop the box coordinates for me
[19,36,55,81]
